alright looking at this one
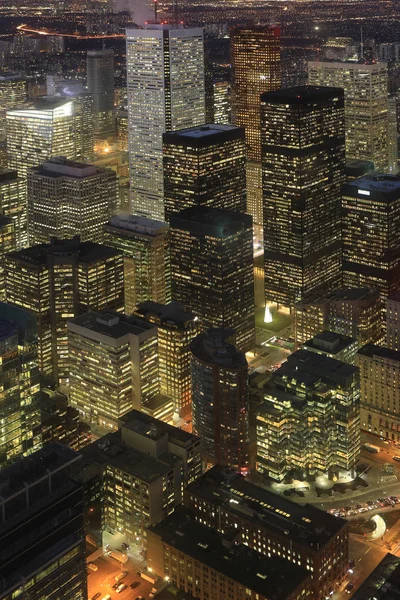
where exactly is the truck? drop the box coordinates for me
[140,571,159,585]
[363,443,380,453]
[107,549,128,564]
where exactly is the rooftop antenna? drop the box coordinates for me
[154,0,158,23]
[360,24,364,62]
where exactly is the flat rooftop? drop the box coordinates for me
[68,311,156,340]
[135,301,197,329]
[296,287,379,307]
[185,467,347,550]
[170,205,252,239]
[343,174,400,201]
[29,157,100,179]
[357,344,400,362]
[190,329,247,369]
[261,85,344,105]
[7,96,73,114]
[105,214,169,237]
[276,349,358,387]
[164,124,244,147]
[119,409,199,448]
[303,330,357,355]
[148,506,310,599]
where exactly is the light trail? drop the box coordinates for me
[16,23,125,39]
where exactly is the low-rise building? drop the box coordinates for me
[302,330,358,364]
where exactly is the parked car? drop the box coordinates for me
[87,563,98,572]
[115,572,128,582]
[130,582,140,589]
[116,584,127,594]
[345,582,355,594]
[92,594,101,600]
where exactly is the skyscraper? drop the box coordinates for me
[190,329,250,473]
[308,61,389,171]
[126,25,205,221]
[6,97,86,179]
[0,444,87,600]
[0,216,15,300]
[27,157,117,245]
[0,303,41,467]
[87,49,115,140]
[170,206,255,352]
[163,124,246,222]
[5,237,124,384]
[231,26,281,232]
[342,174,400,304]
[104,214,170,314]
[261,86,345,307]
[0,168,27,248]
[68,311,159,430]
[0,73,26,136]
[135,301,202,418]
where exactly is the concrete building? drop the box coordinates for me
[147,506,313,600]
[0,168,27,248]
[190,329,250,473]
[87,49,115,140]
[0,73,26,136]
[27,157,117,245]
[104,215,170,314]
[183,467,349,599]
[302,331,358,364]
[357,344,400,442]
[81,410,201,543]
[135,301,201,419]
[387,293,400,350]
[0,216,15,300]
[68,311,160,430]
[0,444,87,600]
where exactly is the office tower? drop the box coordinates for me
[388,95,399,174]
[104,215,170,314]
[262,87,345,307]
[147,506,313,600]
[352,554,400,600]
[135,301,201,418]
[87,49,115,140]
[40,388,90,450]
[92,148,129,213]
[308,61,389,171]
[231,26,280,232]
[126,25,206,221]
[116,108,128,152]
[0,216,15,300]
[27,157,117,245]
[387,293,400,350]
[74,93,95,160]
[0,73,26,135]
[342,175,400,306]
[184,467,349,600]
[190,329,250,473]
[345,159,375,181]
[294,287,383,346]
[302,331,358,364]
[81,410,201,542]
[163,124,246,222]
[171,206,254,352]
[5,237,124,384]
[68,311,159,430]
[0,444,87,600]
[6,97,86,179]
[256,350,360,482]
[0,303,41,467]
[357,344,400,441]
[0,168,27,248]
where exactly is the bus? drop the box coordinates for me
[363,443,380,453]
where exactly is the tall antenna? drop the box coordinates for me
[360,24,364,62]
[154,0,158,23]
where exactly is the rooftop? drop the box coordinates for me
[163,124,244,147]
[343,174,400,201]
[148,506,310,600]
[0,169,19,184]
[261,85,344,105]
[67,311,157,341]
[296,287,379,307]
[170,205,252,239]
[352,553,400,599]
[357,344,400,362]
[118,409,199,447]
[275,349,358,387]
[190,329,247,369]
[105,214,169,237]
[135,301,197,329]
[303,330,357,355]
[29,157,101,179]
[7,96,74,114]
[185,467,347,550]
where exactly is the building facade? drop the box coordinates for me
[0,73,26,136]
[262,86,345,307]
[170,206,254,352]
[104,214,170,314]
[302,330,358,364]
[68,311,159,430]
[0,168,27,248]
[135,301,201,418]
[126,25,205,221]
[256,349,360,482]
[87,49,115,140]
[163,124,246,222]
[308,61,389,171]
[5,237,124,384]
[0,216,15,300]
[27,157,117,245]
[387,293,400,350]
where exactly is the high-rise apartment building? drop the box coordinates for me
[68,311,159,430]
[104,215,170,314]
[5,237,124,383]
[81,410,201,542]
[87,49,115,140]
[0,73,26,135]
[184,467,349,600]
[170,206,254,352]
[262,87,345,307]
[190,329,250,473]
[257,350,360,482]
[308,61,389,171]
[294,287,383,346]
[126,25,205,221]
[163,124,246,222]
[0,444,87,600]
[357,344,400,441]
[0,168,27,248]
[6,97,87,179]
[27,157,117,245]
[135,301,201,418]
[342,174,400,304]
[231,26,280,231]
[0,216,15,300]
[0,303,41,467]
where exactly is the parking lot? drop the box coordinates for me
[87,551,154,600]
